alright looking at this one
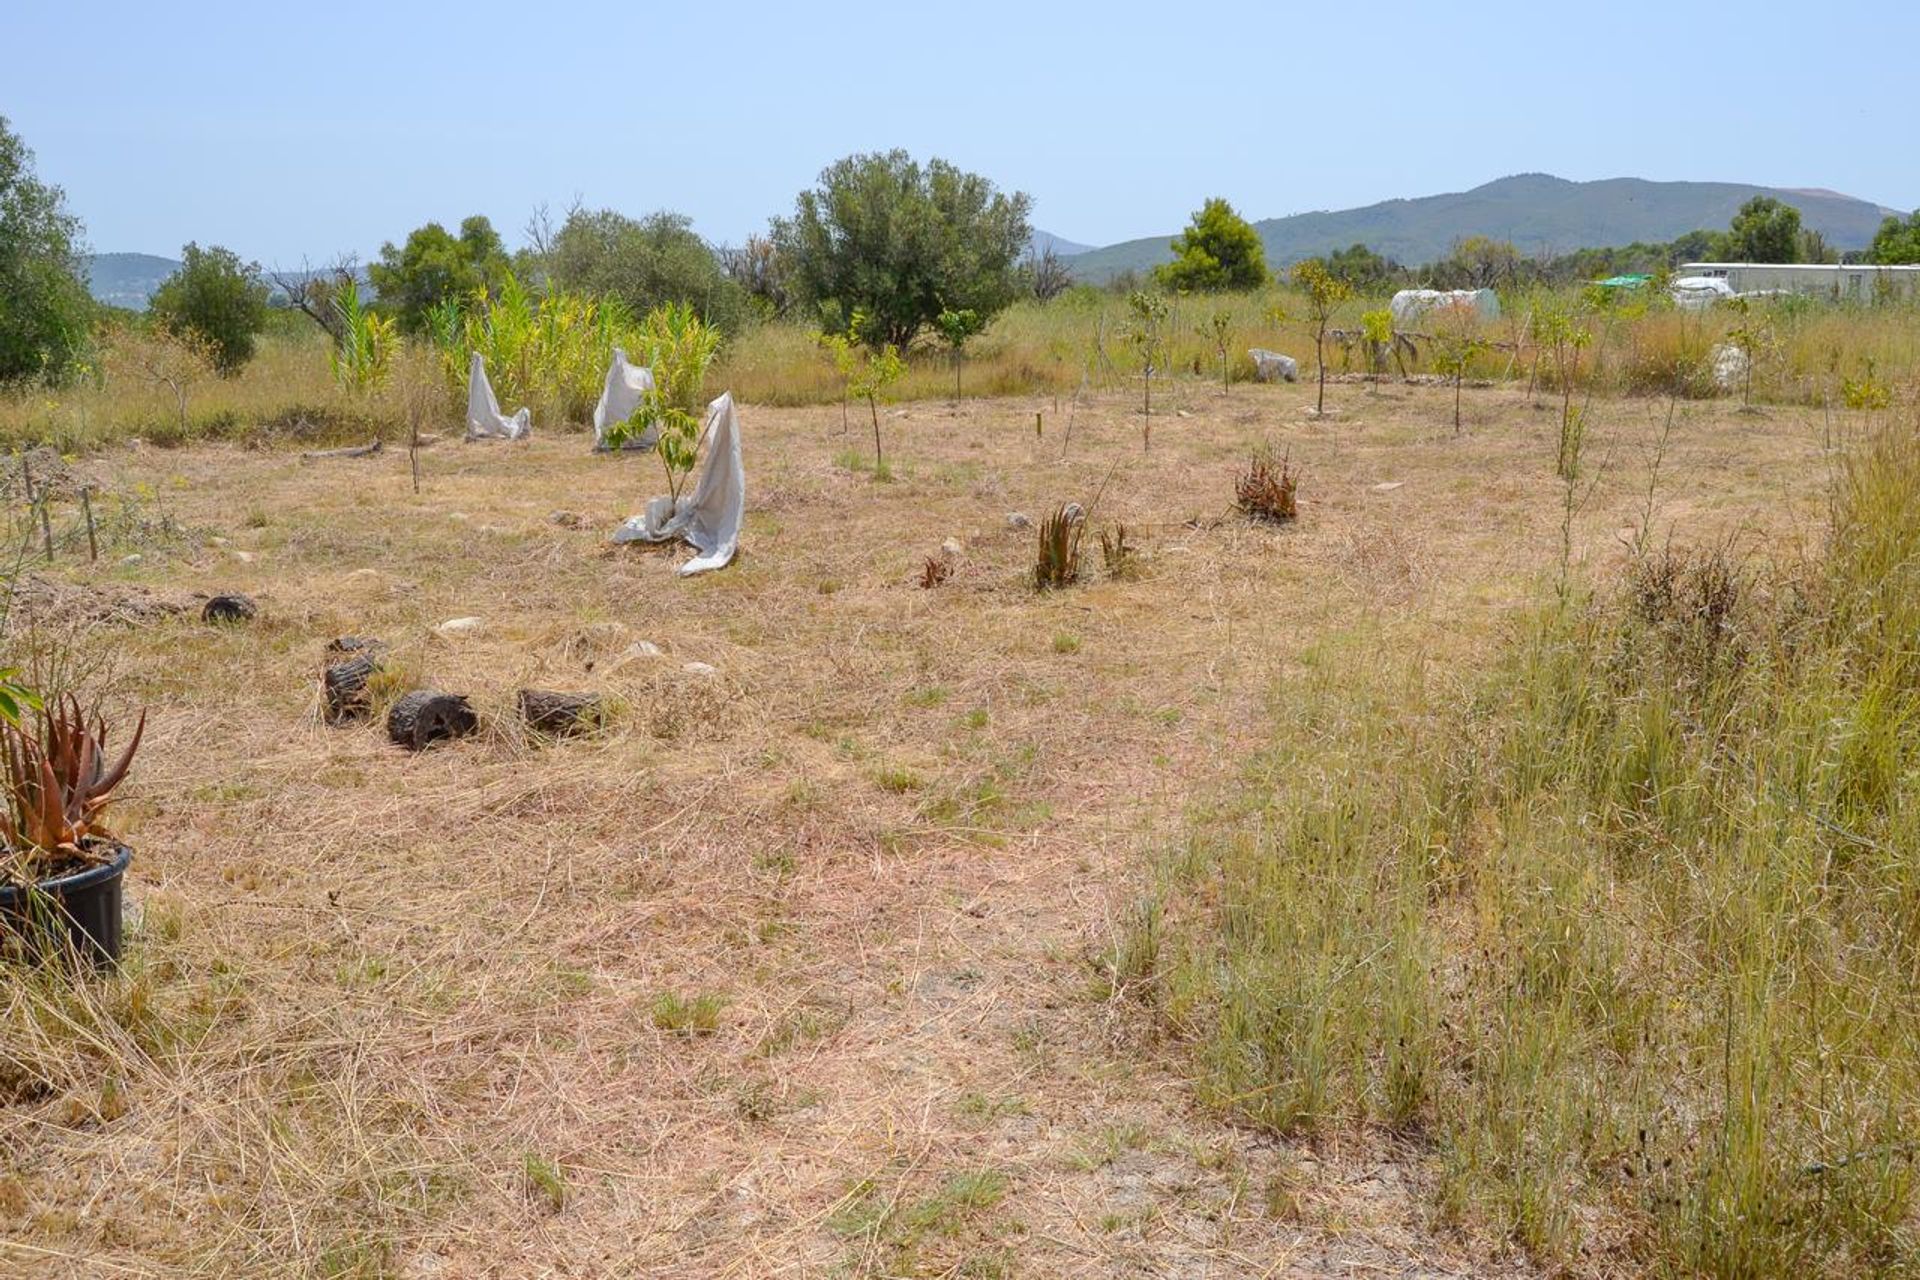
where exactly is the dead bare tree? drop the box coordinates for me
[268,257,358,343]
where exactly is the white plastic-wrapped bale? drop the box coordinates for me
[465,352,531,441]
[1388,289,1501,327]
[591,347,657,451]
[1671,276,1736,311]
[1711,342,1751,391]
[1249,349,1299,383]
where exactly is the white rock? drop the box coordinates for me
[1249,349,1300,383]
[683,661,718,677]
[1370,481,1405,493]
[230,550,257,563]
[1007,512,1033,530]
[435,616,485,637]
[941,537,964,557]
[118,554,142,566]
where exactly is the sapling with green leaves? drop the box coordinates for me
[851,344,906,478]
[1199,310,1233,393]
[1722,298,1775,409]
[934,306,984,402]
[1123,291,1170,448]
[609,302,720,505]
[328,279,396,395]
[1430,318,1488,434]
[1359,308,1394,378]
[1531,301,1592,479]
[1291,260,1352,416]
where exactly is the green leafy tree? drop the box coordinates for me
[1291,259,1353,415]
[933,306,984,400]
[148,243,270,374]
[1722,196,1802,264]
[774,150,1031,349]
[1322,242,1399,290]
[370,215,511,333]
[1430,317,1488,433]
[544,208,748,332]
[1869,210,1920,264]
[1154,198,1268,292]
[0,116,92,386]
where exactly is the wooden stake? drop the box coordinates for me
[1034,412,1042,438]
[81,488,97,561]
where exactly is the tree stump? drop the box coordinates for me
[387,690,478,751]
[202,594,257,624]
[517,689,604,737]
[323,652,383,724]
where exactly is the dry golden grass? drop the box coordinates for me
[0,375,1836,1277]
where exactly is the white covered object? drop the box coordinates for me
[1249,349,1299,383]
[1711,342,1751,391]
[592,347,658,451]
[610,392,744,576]
[1671,276,1735,311]
[1389,289,1501,326]
[465,352,531,441]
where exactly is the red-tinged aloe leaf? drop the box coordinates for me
[91,710,146,802]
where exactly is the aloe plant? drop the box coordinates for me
[0,696,145,876]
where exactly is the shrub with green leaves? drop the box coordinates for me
[1155,198,1268,292]
[327,279,396,395]
[148,243,270,375]
[427,274,642,425]
[0,116,92,387]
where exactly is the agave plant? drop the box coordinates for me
[0,696,145,874]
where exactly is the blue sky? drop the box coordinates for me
[10,0,1916,265]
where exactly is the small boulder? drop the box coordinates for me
[1006,512,1033,530]
[434,616,485,638]
[682,661,718,677]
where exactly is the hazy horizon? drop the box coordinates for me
[13,0,1918,266]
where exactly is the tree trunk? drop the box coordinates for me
[1316,328,1327,415]
[387,690,478,751]
[518,690,604,737]
[869,396,884,470]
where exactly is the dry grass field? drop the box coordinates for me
[0,377,1859,1276]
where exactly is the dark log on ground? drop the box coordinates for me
[202,594,257,624]
[387,690,478,750]
[300,439,383,462]
[323,652,382,724]
[518,689,605,736]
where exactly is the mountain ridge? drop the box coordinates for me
[1063,174,1899,283]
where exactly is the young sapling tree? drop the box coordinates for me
[933,306,984,402]
[1199,310,1233,393]
[612,302,720,505]
[1123,291,1170,448]
[1291,260,1353,416]
[1431,317,1488,434]
[850,344,906,478]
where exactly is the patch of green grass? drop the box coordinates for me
[871,763,925,793]
[651,992,726,1036]
[522,1152,566,1212]
[1050,631,1081,655]
[904,684,950,708]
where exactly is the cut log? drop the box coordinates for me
[202,593,257,624]
[323,652,382,724]
[387,690,478,751]
[301,439,383,462]
[517,689,605,737]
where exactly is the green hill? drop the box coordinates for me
[1065,174,1897,282]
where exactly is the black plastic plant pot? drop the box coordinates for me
[0,844,133,969]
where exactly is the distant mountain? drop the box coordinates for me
[1064,174,1900,282]
[85,252,181,309]
[1028,229,1095,258]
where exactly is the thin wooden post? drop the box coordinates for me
[80,488,98,561]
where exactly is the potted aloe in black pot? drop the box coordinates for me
[0,694,146,968]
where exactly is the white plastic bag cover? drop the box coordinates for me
[1388,289,1501,326]
[466,352,531,441]
[610,392,744,576]
[1670,277,1735,311]
[591,347,658,451]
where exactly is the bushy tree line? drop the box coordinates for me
[0,116,91,386]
